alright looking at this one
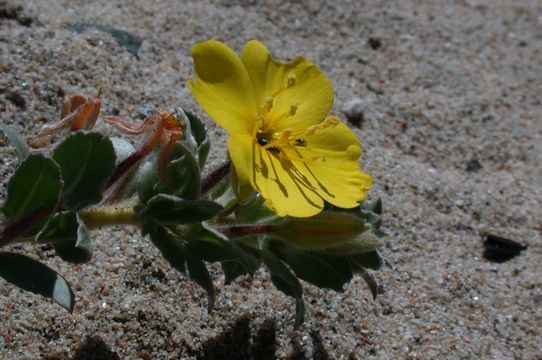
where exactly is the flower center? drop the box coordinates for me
[254,72,308,156]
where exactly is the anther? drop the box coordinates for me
[287,73,297,88]
[259,96,274,114]
[321,116,340,127]
[288,102,299,117]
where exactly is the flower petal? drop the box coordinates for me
[284,118,372,209]
[228,134,323,217]
[188,40,257,135]
[241,40,333,131]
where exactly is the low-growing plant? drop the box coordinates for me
[0,40,387,326]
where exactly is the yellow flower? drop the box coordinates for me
[188,40,372,217]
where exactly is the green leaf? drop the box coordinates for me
[349,250,384,271]
[37,211,92,264]
[183,110,206,147]
[52,132,116,211]
[110,137,135,165]
[358,268,378,300]
[183,110,210,169]
[221,260,250,284]
[0,123,29,161]
[0,252,75,312]
[141,194,222,225]
[279,247,353,291]
[209,174,238,213]
[186,236,243,263]
[361,198,382,215]
[186,223,260,282]
[261,249,305,327]
[146,224,215,311]
[235,195,279,224]
[166,143,201,200]
[1,154,62,233]
[137,159,159,203]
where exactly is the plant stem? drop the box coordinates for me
[201,161,231,195]
[0,208,47,248]
[78,202,140,230]
[216,224,276,237]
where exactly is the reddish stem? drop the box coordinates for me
[0,208,48,247]
[216,224,276,237]
[201,161,231,195]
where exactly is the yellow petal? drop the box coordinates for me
[241,40,333,131]
[188,40,257,135]
[228,134,324,217]
[227,134,254,187]
[284,118,372,209]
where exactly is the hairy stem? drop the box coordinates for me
[78,202,140,230]
[201,161,231,195]
[216,224,276,237]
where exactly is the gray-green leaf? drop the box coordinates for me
[52,132,116,211]
[280,247,353,292]
[37,211,92,264]
[0,123,29,161]
[1,154,62,234]
[140,194,222,225]
[261,249,305,327]
[0,252,75,311]
[146,224,215,311]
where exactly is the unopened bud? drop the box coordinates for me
[278,211,381,254]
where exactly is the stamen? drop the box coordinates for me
[287,73,297,88]
[276,129,292,141]
[259,96,274,114]
[288,102,299,117]
[305,116,340,136]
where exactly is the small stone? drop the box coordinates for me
[368,37,382,50]
[6,90,26,109]
[483,234,527,263]
[465,159,482,172]
[137,350,152,360]
[344,98,365,125]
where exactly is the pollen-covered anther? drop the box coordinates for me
[322,116,340,127]
[259,96,274,114]
[288,102,299,117]
[275,129,292,141]
[287,73,297,88]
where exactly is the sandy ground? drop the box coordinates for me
[0,0,541,359]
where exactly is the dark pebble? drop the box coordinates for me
[368,37,382,50]
[483,234,527,263]
[6,90,26,109]
[465,159,482,172]
[0,2,33,26]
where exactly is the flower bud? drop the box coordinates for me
[278,211,381,255]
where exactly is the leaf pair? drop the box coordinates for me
[0,126,116,311]
[1,129,116,238]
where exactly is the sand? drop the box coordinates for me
[0,0,541,358]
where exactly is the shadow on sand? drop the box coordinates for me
[196,315,331,360]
